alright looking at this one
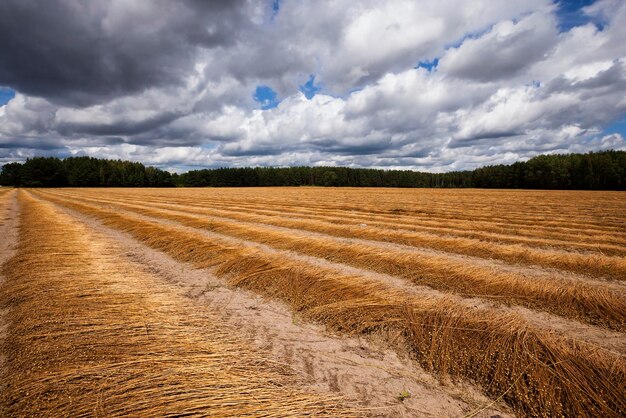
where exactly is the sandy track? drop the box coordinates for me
[38,192,511,418]
[0,191,353,416]
[0,189,18,395]
[0,190,18,261]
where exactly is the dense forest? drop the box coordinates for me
[0,150,625,190]
[0,157,174,187]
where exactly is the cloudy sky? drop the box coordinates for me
[1,0,625,172]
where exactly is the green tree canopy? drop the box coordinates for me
[1,150,624,190]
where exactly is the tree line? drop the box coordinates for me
[0,150,624,190]
[175,150,626,189]
[0,157,174,187]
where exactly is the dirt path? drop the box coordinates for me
[35,192,514,417]
[39,192,625,355]
[0,189,18,262]
[0,190,18,394]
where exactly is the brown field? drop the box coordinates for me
[1,187,625,417]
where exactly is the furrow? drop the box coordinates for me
[44,190,626,281]
[40,191,626,355]
[170,201,626,255]
[40,190,626,331]
[55,189,626,246]
[33,190,626,418]
[0,191,352,416]
[52,189,626,255]
[153,195,626,247]
[48,191,515,418]
[116,188,625,232]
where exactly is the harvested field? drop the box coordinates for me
[34,191,626,330]
[2,187,625,417]
[0,192,351,416]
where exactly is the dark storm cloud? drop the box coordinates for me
[125,134,206,147]
[449,131,522,148]
[56,112,183,136]
[100,136,126,145]
[0,136,65,150]
[220,145,285,157]
[0,134,128,150]
[0,0,248,106]
[398,148,437,159]
[310,138,394,155]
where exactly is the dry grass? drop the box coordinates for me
[34,190,626,418]
[0,188,12,202]
[66,187,625,243]
[71,189,626,254]
[39,190,626,330]
[46,189,626,279]
[0,189,14,227]
[156,200,626,256]
[0,192,352,417]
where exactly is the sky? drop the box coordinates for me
[0,0,625,172]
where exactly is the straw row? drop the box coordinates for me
[50,188,626,250]
[38,190,625,331]
[47,189,626,280]
[84,187,624,233]
[161,199,626,255]
[0,189,12,212]
[88,188,626,250]
[35,190,626,417]
[0,191,352,417]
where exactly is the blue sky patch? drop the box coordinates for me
[254,85,280,109]
[0,87,15,105]
[271,0,280,20]
[299,75,321,99]
[603,117,626,138]
[555,0,600,32]
[445,25,495,50]
[416,58,439,72]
